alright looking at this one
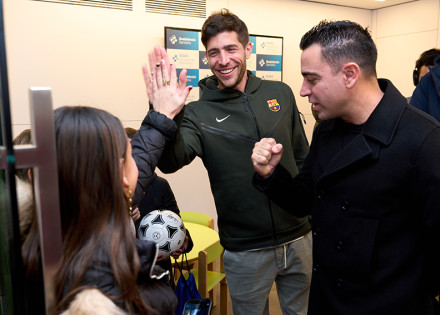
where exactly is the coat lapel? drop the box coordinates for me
[316,79,407,181]
[318,133,378,180]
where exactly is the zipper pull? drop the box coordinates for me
[299,111,306,124]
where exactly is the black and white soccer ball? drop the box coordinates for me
[138,209,186,256]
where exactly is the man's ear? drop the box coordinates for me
[342,62,359,88]
[245,42,253,59]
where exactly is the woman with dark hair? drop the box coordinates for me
[20,47,192,314]
[53,52,191,313]
[53,106,176,314]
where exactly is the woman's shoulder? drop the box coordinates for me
[60,288,127,315]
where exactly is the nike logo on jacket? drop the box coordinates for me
[216,115,231,123]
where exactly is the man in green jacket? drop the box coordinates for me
[144,9,311,314]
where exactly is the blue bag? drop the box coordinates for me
[174,254,201,315]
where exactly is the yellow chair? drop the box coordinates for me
[180,211,214,229]
[190,239,228,315]
[179,212,218,302]
[179,211,215,278]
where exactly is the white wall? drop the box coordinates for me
[373,0,440,99]
[5,0,433,228]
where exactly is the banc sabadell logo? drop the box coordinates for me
[198,51,210,69]
[167,30,198,50]
[183,68,199,86]
[257,54,282,72]
[169,35,178,45]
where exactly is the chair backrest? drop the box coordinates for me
[196,239,225,297]
[200,239,223,266]
[180,211,214,229]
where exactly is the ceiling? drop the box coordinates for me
[299,0,418,10]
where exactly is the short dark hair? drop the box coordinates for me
[201,8,249,49]
[13,129,32,183]
[415,48,440,74]
[300,20,377,77]
[124,127,137,140]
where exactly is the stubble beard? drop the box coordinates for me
[215,60,247,90]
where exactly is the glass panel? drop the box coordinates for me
[0,0,28,313]
[0,172,21,315]
[0,1,62,313]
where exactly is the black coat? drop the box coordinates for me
[136,173,180,227]
[130,112,194,288]
[255,79,440,315]
[131,110,178,207]
[135,173,193,251]
[79,240,177,314]
[135,173,193,287]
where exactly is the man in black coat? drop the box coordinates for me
[252,20,440,315]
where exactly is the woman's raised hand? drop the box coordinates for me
[142,46,192,119]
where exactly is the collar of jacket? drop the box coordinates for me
[320,79,406,147]
[315,79,407,178]
[197,70,262,102]
[135,239,169,280]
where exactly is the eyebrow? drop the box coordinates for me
[207,44,239,55]
[301,71,320,77]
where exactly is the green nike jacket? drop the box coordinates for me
[145,71,311,251]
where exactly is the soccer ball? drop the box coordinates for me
[138,209,186,256]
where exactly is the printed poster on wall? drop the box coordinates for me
[165,27,283,103]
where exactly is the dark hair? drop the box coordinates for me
[13,129,32,183]
[52,106,151,313]
[300,20,377,77]
[415,48,440,74]
[201,8,249,49]
[125,127,138,140]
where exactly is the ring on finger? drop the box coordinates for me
[162,80,170,86]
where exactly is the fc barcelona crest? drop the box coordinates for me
[267,99,280,112]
